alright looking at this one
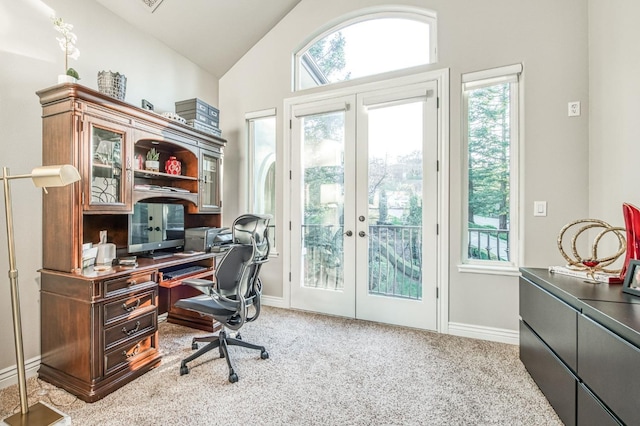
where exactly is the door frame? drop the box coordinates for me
[282,69,450,333]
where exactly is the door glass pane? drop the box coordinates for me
[91,126,122,204]
[367,103,423,300]
[301,111,345,290]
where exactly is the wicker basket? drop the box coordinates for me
[97,71,127,101]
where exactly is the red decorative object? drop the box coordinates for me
[164,156,181,175]
[582,260,600,268]
[621,203,640,280]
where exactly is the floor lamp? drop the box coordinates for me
[2,165,80,426]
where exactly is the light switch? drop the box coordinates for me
[534,201,547,217]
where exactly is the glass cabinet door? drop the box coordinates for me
[200,149,222,212]
[85,118,131,211]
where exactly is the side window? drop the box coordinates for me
[247,109,277,250]
[462,64,522,269]
[295,9,437,91]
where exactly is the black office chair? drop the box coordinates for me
[175,214,271,383]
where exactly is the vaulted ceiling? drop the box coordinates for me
[95,0,302,79]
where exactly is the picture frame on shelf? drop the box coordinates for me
[141,99,154,111]
[622,259,640,297]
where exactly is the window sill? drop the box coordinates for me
[457,263,520,277]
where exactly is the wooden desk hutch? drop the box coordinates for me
[37,84,226,402]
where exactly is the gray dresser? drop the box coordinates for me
[520,267,640,425]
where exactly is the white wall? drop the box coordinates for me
[0,0,217,382]
[588,1,640,229]
[219,0,590,334]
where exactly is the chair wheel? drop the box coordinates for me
[229,373,238,383]
[236,333,242,340]
[191,342,198,350]
[261,350,269,360]
[180,364,189,376]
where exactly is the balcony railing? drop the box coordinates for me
[467,227,510,261]
[301,224,422,300]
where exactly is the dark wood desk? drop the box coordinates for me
[39,252,222,402]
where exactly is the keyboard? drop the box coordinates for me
[162,265,208,280]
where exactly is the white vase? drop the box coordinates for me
[58,75,77,84]
[145,160,159,172]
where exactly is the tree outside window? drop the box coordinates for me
[464,71,519,264]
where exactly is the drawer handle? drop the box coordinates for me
[122,321,141,336]
[122,299,141,313]
[123,344,140,358]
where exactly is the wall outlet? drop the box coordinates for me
[568,101,581,117]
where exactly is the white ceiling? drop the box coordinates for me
[95,0,302,79]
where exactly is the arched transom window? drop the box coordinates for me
[294,9,437,91]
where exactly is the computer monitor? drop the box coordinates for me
[128,202,185,257]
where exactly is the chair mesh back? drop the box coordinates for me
[215,244,254,297]
[215,214,272,300]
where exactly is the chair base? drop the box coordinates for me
[179,330,268,383]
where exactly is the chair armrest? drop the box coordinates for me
[181,278,215,295]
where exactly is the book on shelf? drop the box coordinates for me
[548,265,623,284]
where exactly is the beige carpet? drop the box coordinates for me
[0,307,561,425]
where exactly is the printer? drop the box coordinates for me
[184,227,232,252]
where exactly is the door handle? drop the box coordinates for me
[359,231,366,237]
[344,230,353,237]
[359,215,366,222]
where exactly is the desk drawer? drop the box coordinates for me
[104,290,156,325]
[103,272,154,298]
[578,314,640,425]
[104,311,156,351]
[520,320,576,425]
[104,334,155,376]
[520,277,577,371]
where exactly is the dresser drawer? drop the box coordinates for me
[104,290,156,325]
[519,277,578,371]
[578,314,640,425]
[104,334,156,376]
[103,272,155,298]
[577,383,621,426]
[520,320,576,426]
[104,311,157,351]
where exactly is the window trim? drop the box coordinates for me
[292,6,438,91]
[246,108,278,254]
[460,64,522,274]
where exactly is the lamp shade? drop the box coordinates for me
[30,165,81,188]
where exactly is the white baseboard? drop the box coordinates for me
[0,356,41,390]
[448,322,519,345]
[261,295,288,309]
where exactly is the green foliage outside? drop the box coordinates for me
[467,82,511,261]
[467,83,510,230]
[307,32,351,82]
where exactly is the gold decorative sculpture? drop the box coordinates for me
[557,218,626,277]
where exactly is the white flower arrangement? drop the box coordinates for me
[52,16,80,79]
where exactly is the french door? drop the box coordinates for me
[289,80,439,330]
